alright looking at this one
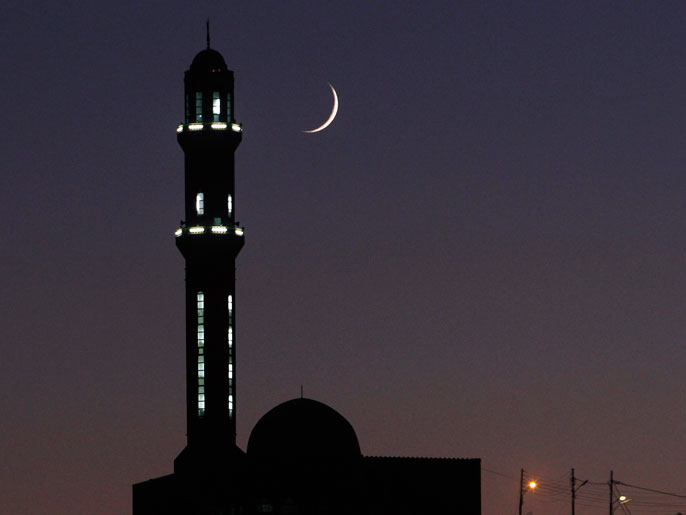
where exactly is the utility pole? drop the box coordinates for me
[609,470,614,515]
[571,468,575,515]
[518,468,524,515]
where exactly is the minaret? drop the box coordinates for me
[134,41,482,515]
[174,44,244,461]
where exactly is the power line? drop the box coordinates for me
[481,467,518,480]
[616,480,686,499]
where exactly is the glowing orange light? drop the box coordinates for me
[528,481,537,490]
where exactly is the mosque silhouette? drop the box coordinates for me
[132,43,481,515]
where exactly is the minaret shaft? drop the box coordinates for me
[182,259,237,445]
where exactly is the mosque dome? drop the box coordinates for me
[247,398,362,460]
[190,48,227,72]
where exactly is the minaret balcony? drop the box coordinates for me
[175,223,245,260]
[177,122,242,151]
[175,224,244,237]
[177,122,242,133]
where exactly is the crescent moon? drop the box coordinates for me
[303,83,339,133]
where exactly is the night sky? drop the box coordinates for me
[2,2,686,513]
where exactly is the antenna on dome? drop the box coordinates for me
[206,19,210,49]
[300,385,304,399]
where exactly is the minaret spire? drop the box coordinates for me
[206,19,210,49]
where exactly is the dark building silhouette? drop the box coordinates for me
[133,44,481,515]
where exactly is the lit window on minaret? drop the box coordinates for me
[212,92,220,122]
[228,294,234,416]
[195,92,203,122]
[227,194,233,218]
[197,292,205,415]
[196,193,204,215]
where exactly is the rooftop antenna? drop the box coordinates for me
[206,19,210,49]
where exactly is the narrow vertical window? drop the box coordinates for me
[227,194,233,218]
[197,292,205,415]
[196,193,204,215]
[228,294,234,416]
[195,92,203,122]
[226,93,232,121]
[212,91,221,122]
[227,294,233,350]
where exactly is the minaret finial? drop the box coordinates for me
[206,19,210,49]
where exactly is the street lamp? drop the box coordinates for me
[518,470,537,515]
[611,492,631,512]
[610,471,632,513]
[611,495,631,513]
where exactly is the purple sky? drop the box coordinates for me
[2,2,686,513]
